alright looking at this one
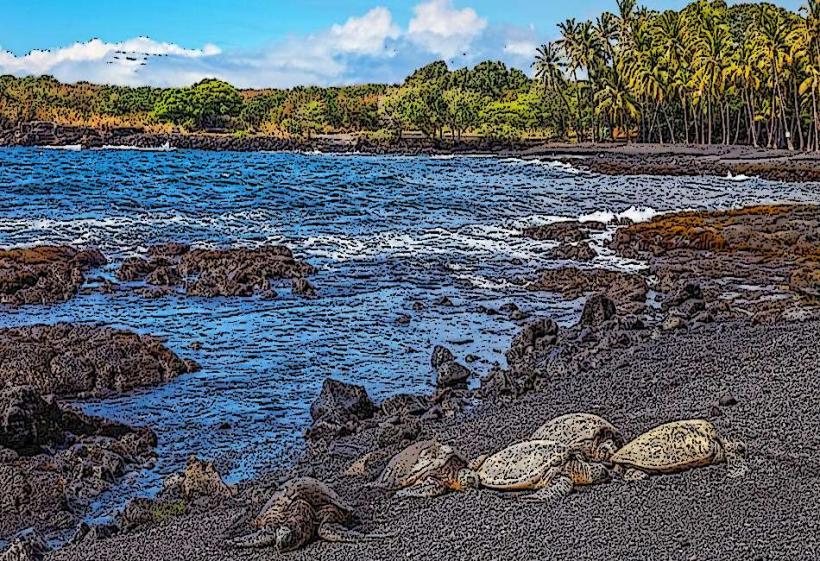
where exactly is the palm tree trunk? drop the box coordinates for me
[812,88,819,152]
[680,93,690,144]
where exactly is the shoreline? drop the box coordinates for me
[17,204,818,560]
[3,124,820,182]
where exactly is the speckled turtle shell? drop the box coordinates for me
[254,477,352,529]
[611,419,724,474]
[477,440,570,491]
[530,413,623,459]
[378,440,464,490]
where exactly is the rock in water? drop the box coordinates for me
[0,387,64,454]
[0,323,195,397]
[0,245,106,306]
[310,378,375,427]
[434,361,472,389]
[0,529,50,561]
[430,346,455,369]
[580,294,617,327]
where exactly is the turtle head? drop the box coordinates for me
[594,440,619,465]
[275,526,296,552]
[456,468,480,490]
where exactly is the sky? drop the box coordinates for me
[0,0,805,89]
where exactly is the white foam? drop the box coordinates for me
[41,144,82,151]
[726,172,754,182]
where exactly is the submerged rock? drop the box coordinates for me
[0,245,106,306]
[0,323,195,397]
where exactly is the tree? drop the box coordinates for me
[443,89,483,141]
[151,79,242,130]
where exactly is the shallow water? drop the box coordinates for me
[0,147,817,519]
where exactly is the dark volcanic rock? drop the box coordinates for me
[0,386,64,454]
[0,246,106,305]
[580,294,617,327]
[523,221,606,243]
[551,242,598,261]
[308,379,375,440]
[0,387,157,540]
[379,394,429,418]
[430,346,455,370]
[506,318,560,372]
[434,362,472,389]
[610,205,820,319]
[0,528,50,561]
[116,245,316,298]
[529,267,648,314]
[0,323,195,397]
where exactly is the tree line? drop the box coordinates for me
[0,1,817,150]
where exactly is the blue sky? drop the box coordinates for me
[0,0,805,88]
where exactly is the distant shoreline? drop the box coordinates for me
[3,123,820,183]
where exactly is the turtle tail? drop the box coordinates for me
[722,439,749,479]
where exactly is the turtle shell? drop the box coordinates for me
[611,419,723,474]
[255,477,351,529]
[477,440,569,491]
[531,413,622,456]
[378,440,462,490]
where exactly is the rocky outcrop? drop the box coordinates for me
[0,246,106,305]
[0,323,196,397]
[523,221,606,243]
[0,528,50,561]
[116,244,316,298]
[161,456,234,503]
[307,379,375,440]
[551,242,598,261]
[528,267,648,314]
[430,346,473,389]
[0,386,157,540]
[610,205,820,320]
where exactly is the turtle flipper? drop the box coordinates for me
[317,522,394,543]
[723,440,749,479]
[621,468,649,481]
[230,529,278,549]
[522,475,574,502]
[395,477,449,498]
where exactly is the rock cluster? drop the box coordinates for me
[0,246,106,305]
[610,205,820,320]
[0,323,197,397]
[116,244,316,298]
[0,386,157,540]
[528,267,648,314]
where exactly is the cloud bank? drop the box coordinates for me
[0,0,541,88]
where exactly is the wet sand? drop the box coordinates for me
[49,318,820,561]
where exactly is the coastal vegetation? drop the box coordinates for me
[0,0,818,150]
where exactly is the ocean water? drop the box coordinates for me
[1,147,818,519]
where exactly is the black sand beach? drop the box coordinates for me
[47,318,820,561]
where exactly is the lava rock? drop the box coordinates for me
[580,293,617,327]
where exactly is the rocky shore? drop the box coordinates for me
[3,122,820,182]
[2,204,819,560]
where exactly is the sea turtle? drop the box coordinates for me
[230,477,386,552]
[377,440,468,498]
[530,413,624,463]
[456,439,609,501]
[610,419,748,480]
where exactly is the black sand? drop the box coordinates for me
[49,318,820,561]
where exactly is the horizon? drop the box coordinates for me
[0,0,806,89]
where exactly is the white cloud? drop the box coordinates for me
[0,38,219,79]
[407,0,487,58]
[0,2,541,88]
[504,40,537,58]
[328,7,400,55]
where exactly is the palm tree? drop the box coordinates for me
[790,0,820,150]
[533,43,572,136]
[751,4,796,149]
[557,18,586,141]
